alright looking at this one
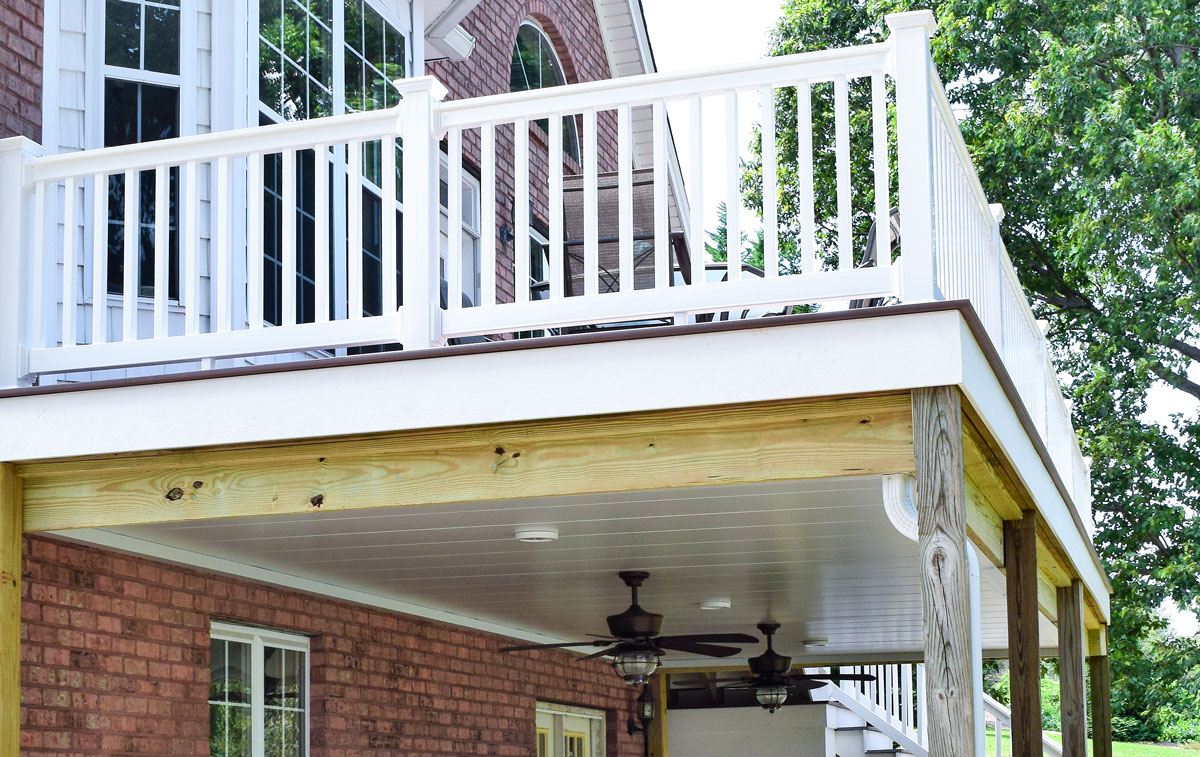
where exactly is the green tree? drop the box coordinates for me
[750,0,1200,736]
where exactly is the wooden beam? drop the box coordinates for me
[1089,651,1113,757]
[648,672,668,757]
[0,463,20,757]
[912,386,975,756]
[1058,580,1087,757]
[19,393,916,532]
[1004,511,1044,755]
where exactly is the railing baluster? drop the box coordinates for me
[382,135,398,314]
[153,165,168,338]
[797,81,816,274]
[725,90,739,282]
[122,168,137,341]
[688,95,704,286]
[183,161,199,336]
[617,103,633,292]
[901,662,913,730]
[91,172,107,345]
[653,99,669,289]
[61,177,77,347]
[281,148,297,326]
[31,181,47,349]
[583,108,598,297]
[834,74,852,270]
[761,85,778,277]
[548,116,564,300]
[447,128,463,309]
[314,144,329,323]
[514,118,530,304]
[346,140,362,319]
[917,663,928,744]
[872,71,890,270]
[215,156,232,333]
[481,124,496,306]
[247,153,263,329]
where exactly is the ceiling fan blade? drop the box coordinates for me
[785,678,834,692]
[498,640,610,652]
[790,672,877,682]
[576,647,618,662]
[656,633,759,645]
[656,638,743,657]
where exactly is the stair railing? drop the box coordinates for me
[820,663,928,756]
[982,691,1064,757]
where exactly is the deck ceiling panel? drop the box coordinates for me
[77,476,1058,659]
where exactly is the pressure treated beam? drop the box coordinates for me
[1090,650,1113,757]
[0,463,20,757]
[19,393,916,532]
[912,386,975,757]
[1058,580,1087,757]
[1004,511,1044,755]
[648,673,668,757]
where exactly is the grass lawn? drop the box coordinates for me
[983,727,1200,756]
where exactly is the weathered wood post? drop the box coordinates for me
[1005,511,1044,754]
[1089,636,1113,757]
[913,387,976,755]
[1058,580,1087,757]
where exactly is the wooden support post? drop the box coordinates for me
[1005,511,1044,754]
[1,463,21,757]
[1058,580,1087,757]
[648,673,668,757]
[1089,652,1113,757]
[912,387,975,756]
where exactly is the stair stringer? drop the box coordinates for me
[824,685,927,757]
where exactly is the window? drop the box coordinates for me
[209,622,309,757]
[510,20,580,163]
[104,0,182,301]
[535,704,604,757]
[258,0,408,326]
[439,159,482,308]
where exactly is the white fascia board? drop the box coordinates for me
[0,310,965,461]
[957,319,1111,621]
[56,528,571,647]
[423,0,481,37]
[426,24,476,62]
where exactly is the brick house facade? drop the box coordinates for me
[0,0,42,141]
[430,0,621,304]
[20,534,644,756]
[10,2,652,753]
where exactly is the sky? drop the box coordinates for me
[641,0,1200,639]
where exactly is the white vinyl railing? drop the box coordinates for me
[0,11,1088,523]
[827,663,928,755]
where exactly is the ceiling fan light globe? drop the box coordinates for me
[613,650,660,686]
[755,685,790,713]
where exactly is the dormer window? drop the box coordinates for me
[510,20,581,163]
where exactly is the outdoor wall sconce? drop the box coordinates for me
[626,684,656,757]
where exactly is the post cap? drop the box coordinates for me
[392,75,449,102]
[989,203,1005,223]
[885,9,939,36]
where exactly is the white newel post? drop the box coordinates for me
[886,10,939,303]
[0,137,44,388]
[396,76,449,350]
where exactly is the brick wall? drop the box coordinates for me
[428,0,619,305]
[19,534,645,756]
[0,0,42,141]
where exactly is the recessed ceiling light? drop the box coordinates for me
[697,599,732,611]
[514,526,559,543]
[804,638,830,648]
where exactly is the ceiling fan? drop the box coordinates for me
[498,570,758,685]
[677,622,876,712]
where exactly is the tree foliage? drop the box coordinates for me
[753,0,1200,735]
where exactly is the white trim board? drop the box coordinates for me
[55,527,574,647]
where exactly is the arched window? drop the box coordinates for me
[510,20,581,162]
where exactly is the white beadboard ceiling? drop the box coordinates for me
[97,476,1054,661]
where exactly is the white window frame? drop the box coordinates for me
[209,621,311,757]
[535,702,605,757]
[439,155,482,308]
